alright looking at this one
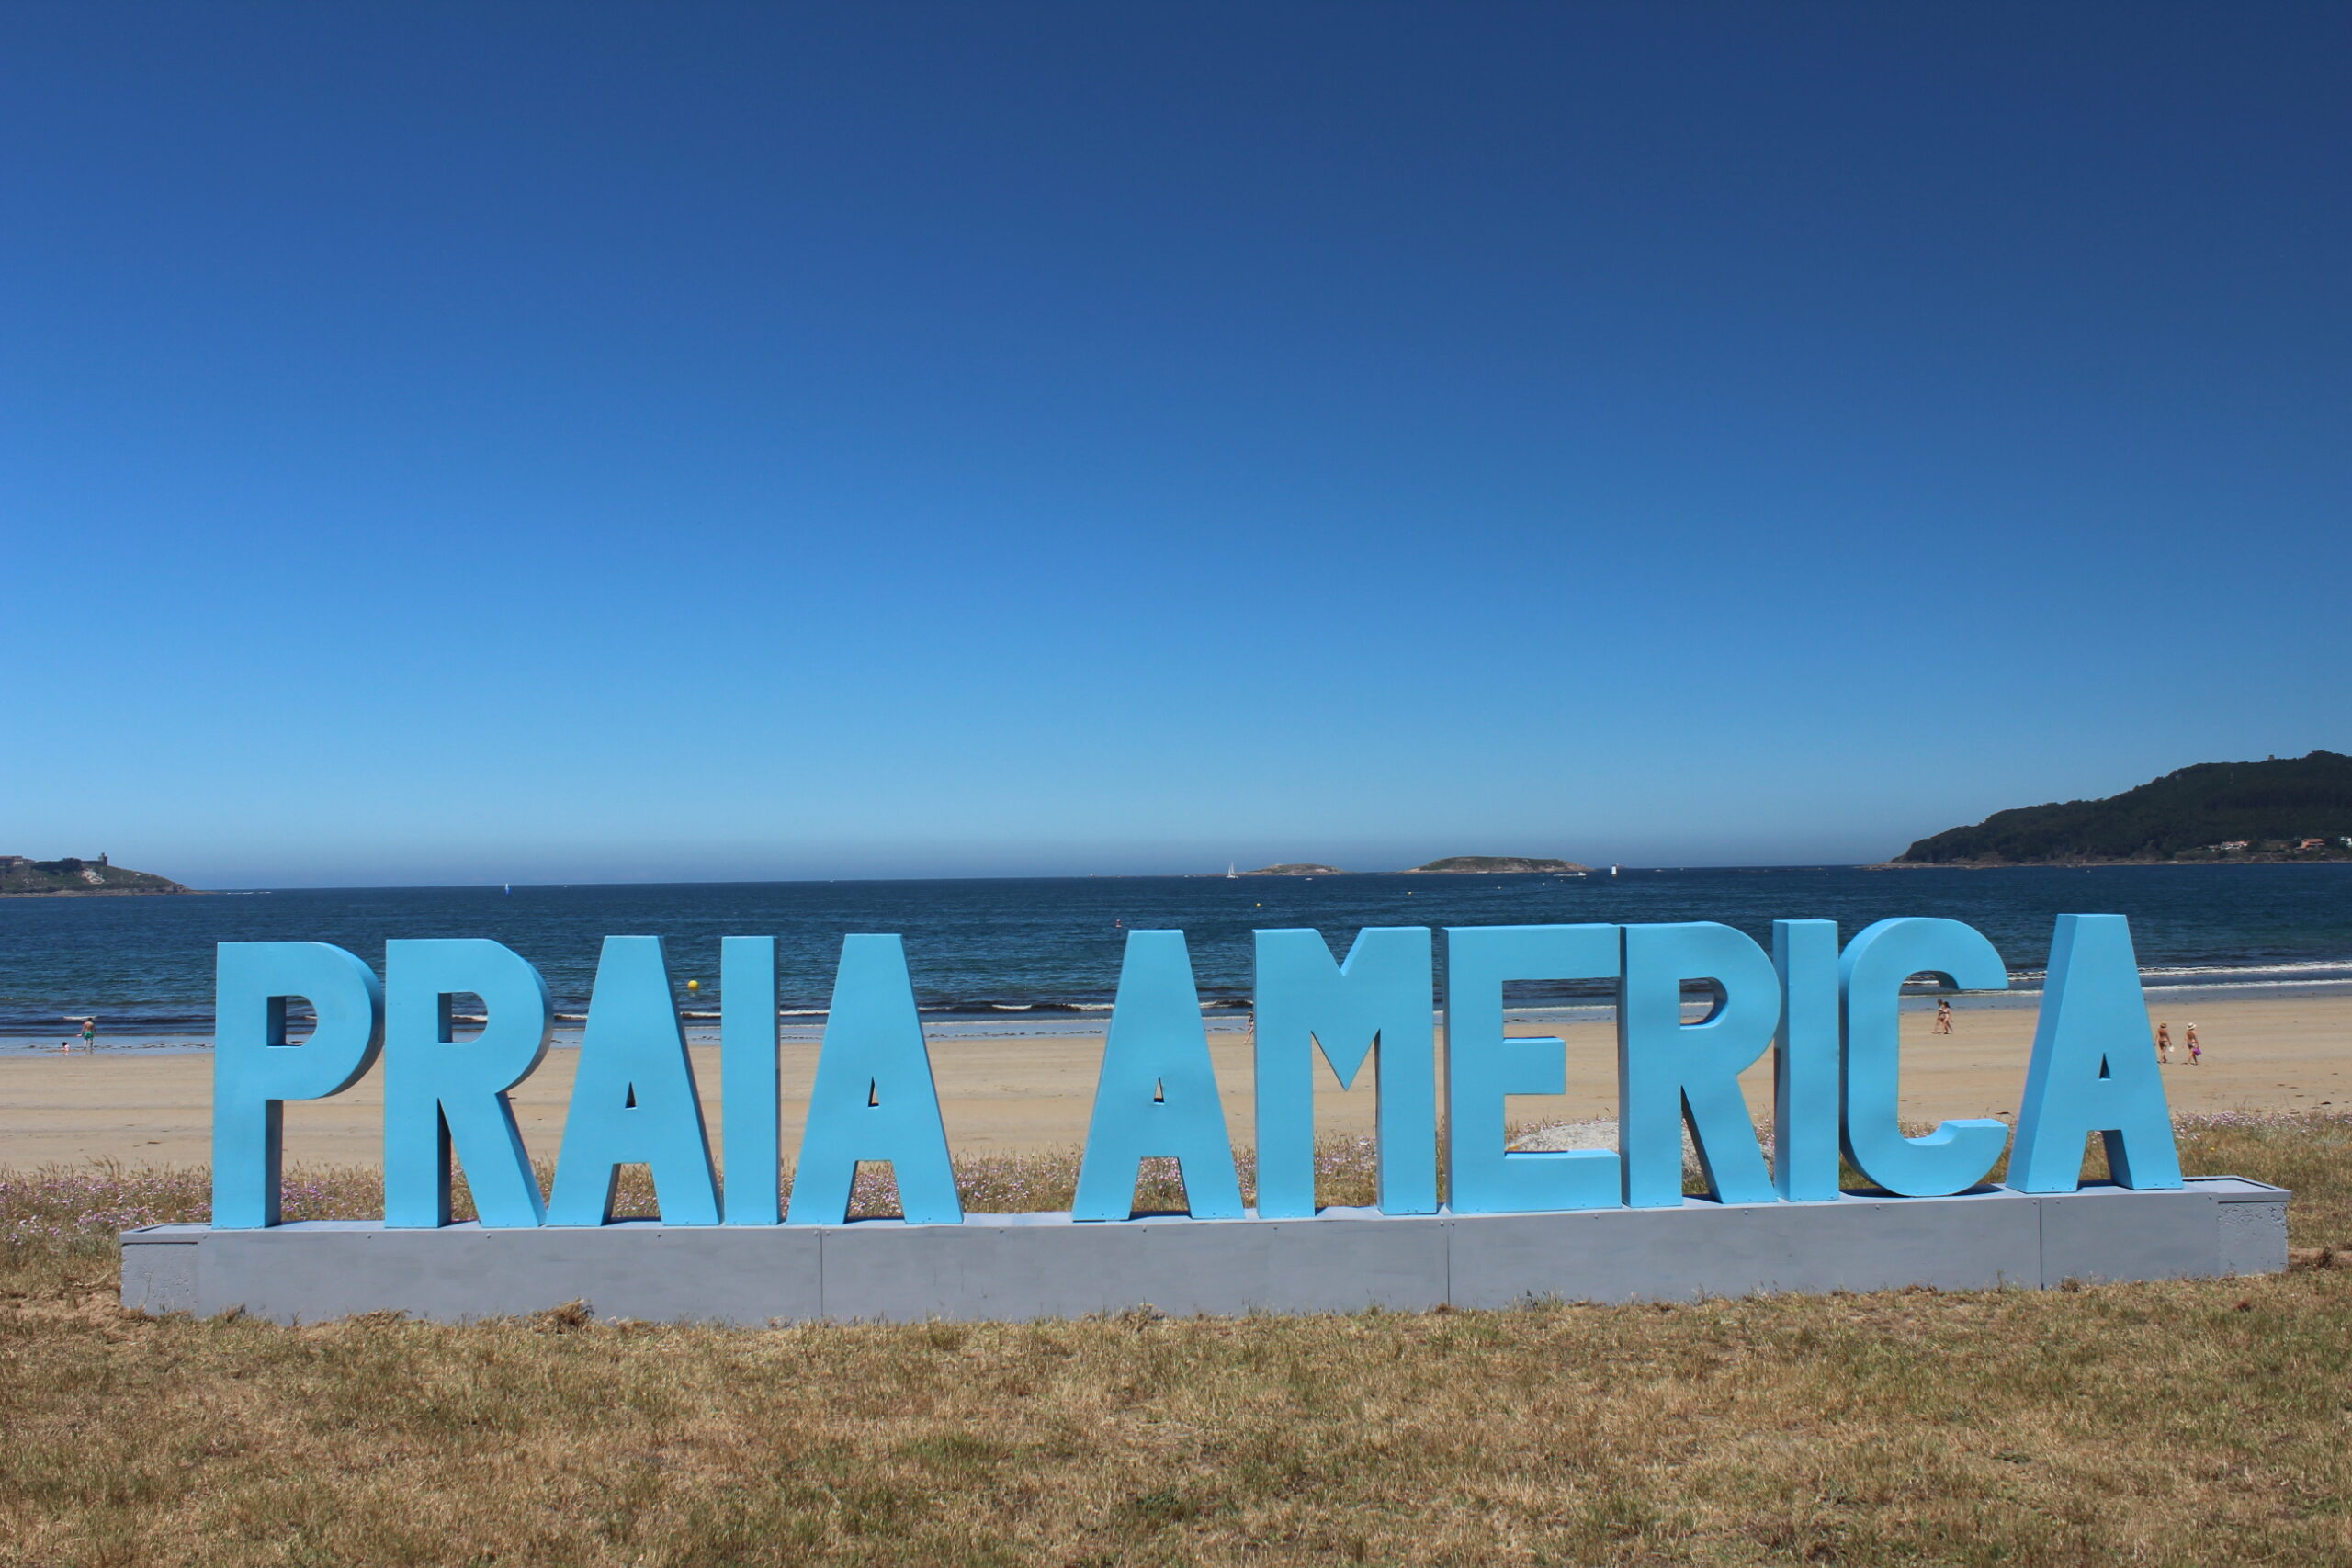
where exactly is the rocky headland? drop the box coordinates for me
[0,856,192,896]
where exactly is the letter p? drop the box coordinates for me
[213,942,384,1228]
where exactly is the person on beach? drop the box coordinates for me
[2156,1021,2172,1064]
[80,1018,96,1053]
[2187,1022,2201,1065]
[1934,997,1953,1034]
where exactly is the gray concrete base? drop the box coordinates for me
[120,1177,2289,1325]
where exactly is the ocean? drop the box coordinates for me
[5,864,2350,1049]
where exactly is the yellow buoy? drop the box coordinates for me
[686,979,699,990]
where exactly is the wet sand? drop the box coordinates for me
[1,992,2346,1169]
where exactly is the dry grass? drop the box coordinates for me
[3,1115,2349,1566]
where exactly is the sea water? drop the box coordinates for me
[4,863,2349,1050]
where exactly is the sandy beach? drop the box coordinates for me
[1,991,2346,1170]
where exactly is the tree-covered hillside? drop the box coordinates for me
[1895,752,2352,863]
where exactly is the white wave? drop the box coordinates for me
[2134,960,2352,979]
[1993,959,2352,984]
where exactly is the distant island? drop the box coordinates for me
[0,855,191,896]
[1891,751,2352,865]
[1233,855,1589,876]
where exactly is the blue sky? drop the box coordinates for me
[6,4,2348,886]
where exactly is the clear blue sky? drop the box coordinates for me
[6,4,2347,886]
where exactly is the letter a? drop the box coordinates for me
[786,935,962,1226]
[2008,914,2182,1192]
[1073,930,1244,1221]
[548,936,721,1225]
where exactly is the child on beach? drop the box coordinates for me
[1934,998,1953,1034]
[2187,1023,2201,1065]
[2156,1021,2172,1063]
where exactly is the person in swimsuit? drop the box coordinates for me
[1934,997,1953,1034]
[2155,1021,2171,1064]
[2186,1022,2200,1065]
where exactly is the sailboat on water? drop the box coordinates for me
[1226,862,1237,878]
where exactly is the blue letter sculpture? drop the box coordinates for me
[1444,924,1623,1214]
[548,937,720,1225]
[786,935,963,1226]
[213,942,384,1228]
[1771,919,1843,1202]
[1252,926,1436,1217]
[2009,914,2183,1192]
[1073,930,1246,1221]
[720,935,782,1225]
[383,939,554,1228]
[1619,921,1779,1207]
[1840,918,2010,1197]
[195,914,2199,1267]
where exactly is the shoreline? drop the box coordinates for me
[5,987,2346,1167]
[12,974,2351,1055]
